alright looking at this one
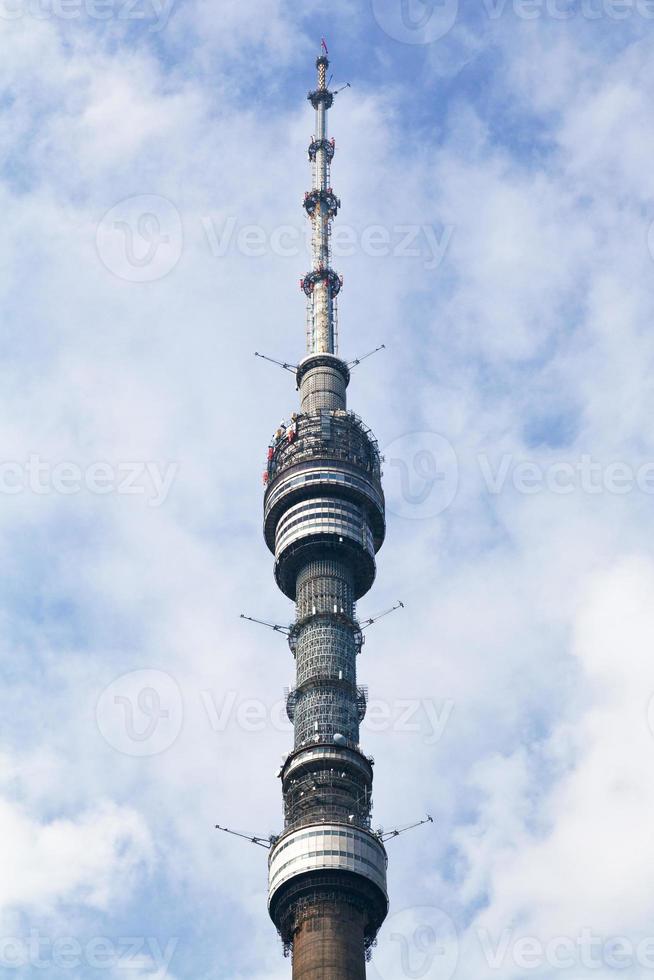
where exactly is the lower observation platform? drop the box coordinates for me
[268,823,388,902]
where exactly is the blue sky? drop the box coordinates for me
[2,1,654,978]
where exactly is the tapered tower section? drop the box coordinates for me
[264,49,388,979]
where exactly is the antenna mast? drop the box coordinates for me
[301,44,342,354]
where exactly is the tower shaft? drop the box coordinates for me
[264,50,388,978]
[293,905,367,980]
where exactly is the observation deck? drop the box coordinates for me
[264,410,385,601]
[268,823,388,953]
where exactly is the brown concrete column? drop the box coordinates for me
[292,906,367,980]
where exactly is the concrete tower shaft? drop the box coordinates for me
[264,48,388,978]
[292,905,367,980]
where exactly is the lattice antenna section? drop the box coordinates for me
[301,53,341,355]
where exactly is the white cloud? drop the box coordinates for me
[0,790,153,913]
[449,558,654,975]
[0,4,653,978]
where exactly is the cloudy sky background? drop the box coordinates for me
[2,0,654,977]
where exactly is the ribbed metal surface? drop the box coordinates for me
[293,685,360,747]
[295,620,356,687]
[281,744,373,785]
[283,765,371,831]
[275,497,374,563]
[300,365,347,413]
[268,825,388,899]
[296,559,355,619]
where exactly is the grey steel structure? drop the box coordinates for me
[263,51,388,979]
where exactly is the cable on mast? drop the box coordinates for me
[240,614,291,635]
[254,352,298,373]
[360,600,404,632]
[215,824,277,849]
[377,815,434,843]
[347,344,386,369]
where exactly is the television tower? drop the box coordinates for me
[262,47,389,978]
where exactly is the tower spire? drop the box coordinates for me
[302,48,341,355]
